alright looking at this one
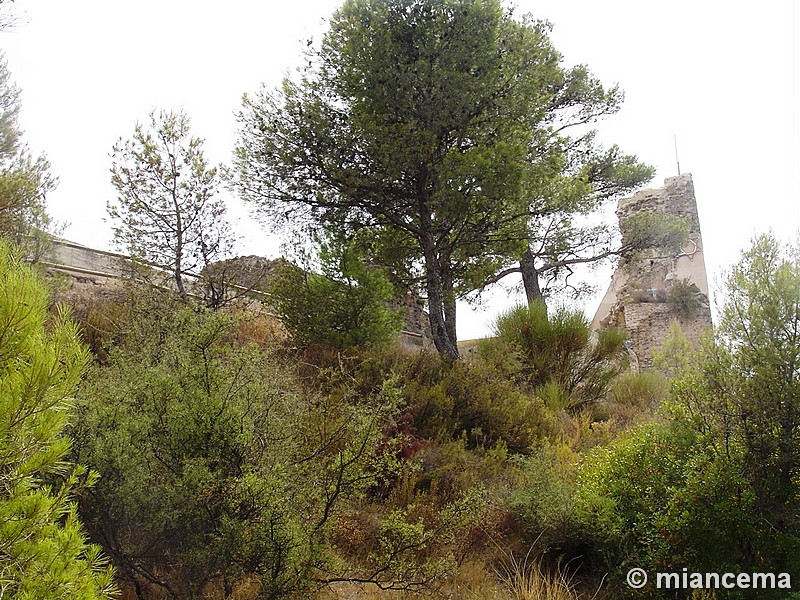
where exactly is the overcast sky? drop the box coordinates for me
[2,1,798,339]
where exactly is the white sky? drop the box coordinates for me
[3,1,799,339]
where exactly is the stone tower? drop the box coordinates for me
[592,173,713,368]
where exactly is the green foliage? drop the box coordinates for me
[477,302,628,409]
[0,242,116,598]
[667,278,701,318]
[234,0,581,359]
[235,0,657,356]
[0,56,56,257]
[608,370,669,409]
[269,238,402,350]
[364,487,487,591]
[651,320,698,378]
[621,212,689,256]
[577,422,701,582]
[577,419,783,598]
[508,445,582,552]
[74,296,396,597]
[408,439,509,502]
[515,140,654,305]
[404,361,554,453]
[575,234,800,598]
[704,234,800,562]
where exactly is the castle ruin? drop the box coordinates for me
[39,174,713,362]
[592,173,713,368]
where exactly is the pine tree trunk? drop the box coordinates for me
[520,248,544,307]
[421,231,459,361]
[442,263,457,354]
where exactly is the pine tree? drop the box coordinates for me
[0,241,117,598]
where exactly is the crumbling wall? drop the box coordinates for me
[593,173,713,368]
[40,238,433,350]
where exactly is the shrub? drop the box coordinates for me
[667,278,701,318]
[477,302,628,409]
[508,445,583,554]
[576,421,699,595]
[409,438,510,502]
[73,298,397,598]
[61,290,129,362]
[327,479,493,595]
[588,370,670,434]
[577,415,799,598]
[608,370,669,409]
[406,361,554,453]
[269,239,402,350]
[574,235,800,598]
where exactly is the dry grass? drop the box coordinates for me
[311,552,605,600]
[439,559,512,600]
[318,582,434,599]
[493,544,603,600]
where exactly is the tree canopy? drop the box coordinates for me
[235,0,655,358]
[235,0,578,359]
[0,56,56,257]
[269,235,403,349]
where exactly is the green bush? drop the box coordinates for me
[406,361,554,453]
[477,302,628,409]
[576,421,700,595]
[73,298,396,598]
[508,445,583,553]
[408,438,509,501]
[575,418,798,599]
[575,235,800,597]
[590,369,670,433]
[269,239,402,350]
[609,369,669,409]
[667,277,701,318]
[366,487,488,592]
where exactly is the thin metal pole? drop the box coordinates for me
[674,134,681,175]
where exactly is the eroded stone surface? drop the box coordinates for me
[592,173,713,368]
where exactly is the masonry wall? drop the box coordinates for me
[593,173,713,368]
[41,238,433,351]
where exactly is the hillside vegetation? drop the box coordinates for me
[7,231,794,600]
[0,0,798,597]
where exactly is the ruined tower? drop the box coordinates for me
[592,173,713,368]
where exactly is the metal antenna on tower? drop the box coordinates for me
[674,134,681,175]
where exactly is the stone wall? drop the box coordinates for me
[42,239,133,308]
[40,238,433,350]
[592,174,713,368]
